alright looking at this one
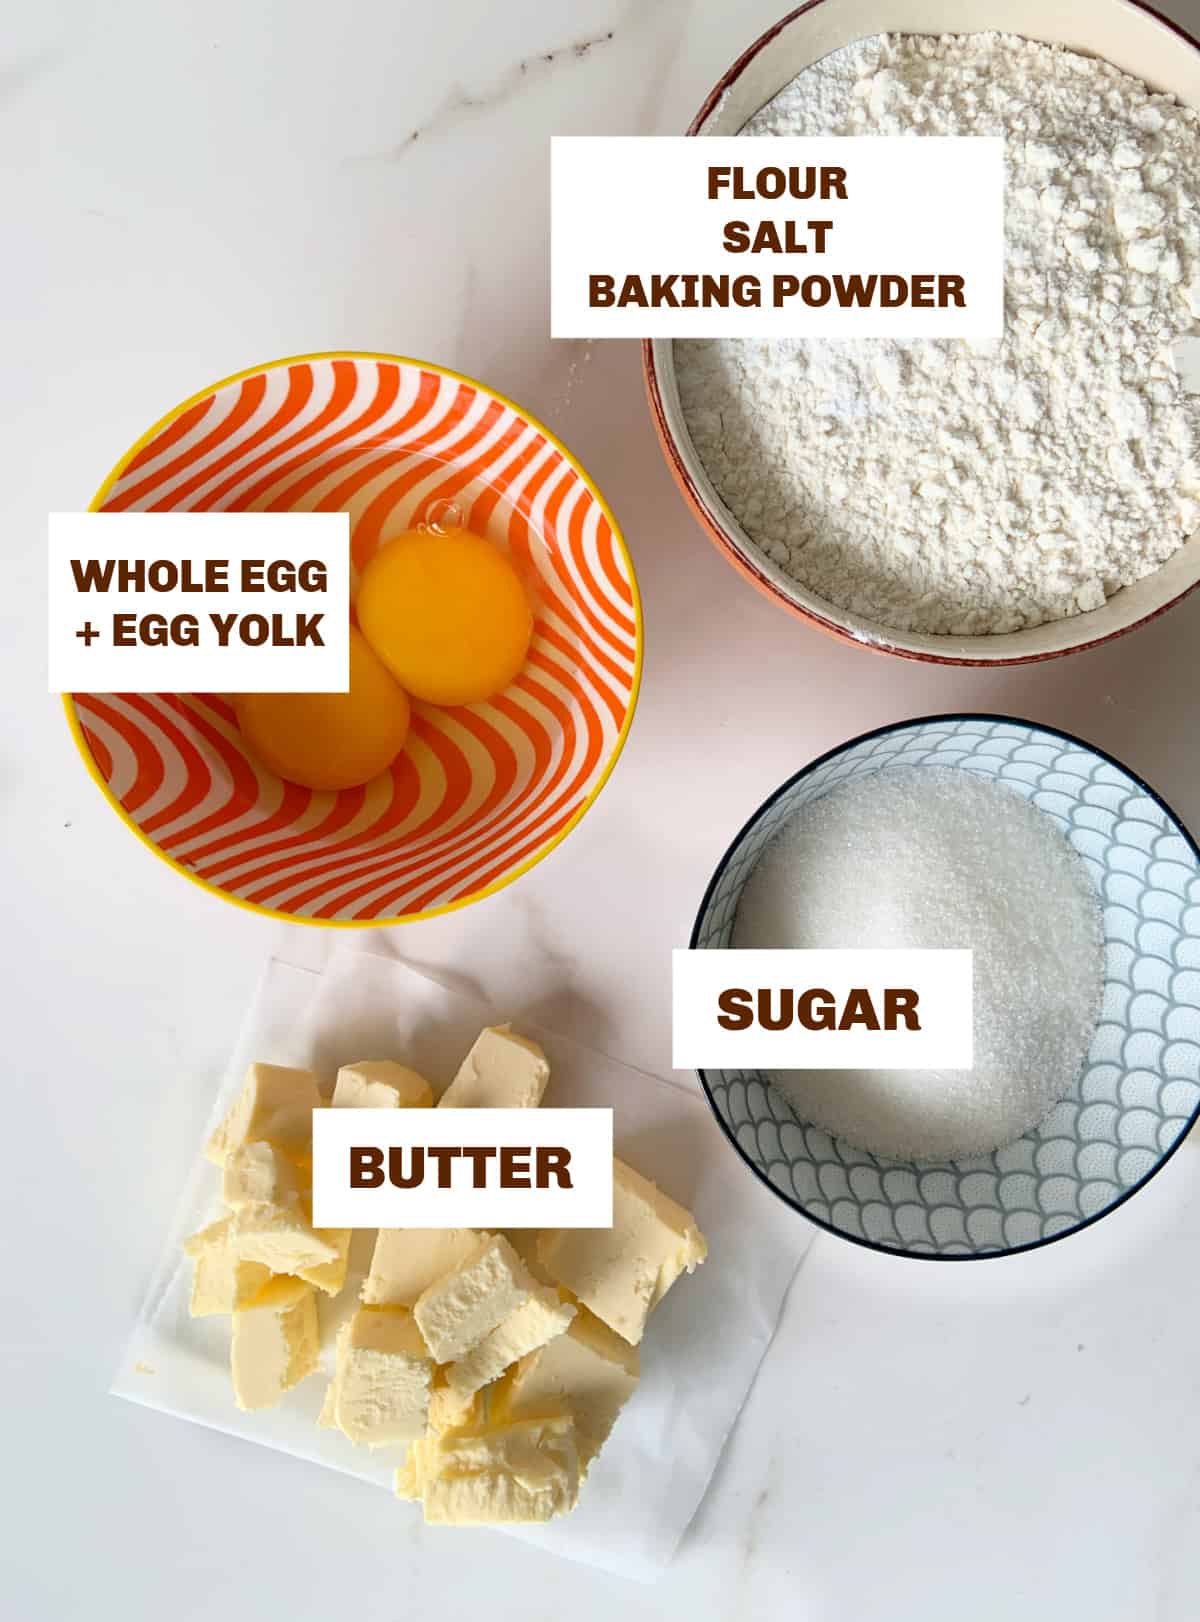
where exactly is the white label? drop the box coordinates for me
[311,1108,614,1229]
[672,949,973,1069]
[48,512,350,692]
[551,136,1004,338]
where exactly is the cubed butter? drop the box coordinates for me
[437,1025,550,1110]
[536,1158,707,1344]
[231,1276,319,1411]
[503,1305,640,1466]
[317,1381,339,1429]
[411,1415,581,1525]
[333,1060,433,1111]
[361,1228,485,1308]
[427,1371,483,1437]
[446,1288,576,1398]
[184,1216,270,1317]
[298,1221,352,1297]
[221,1141,303,1209]
[327,1307,433,1447]
[204,1063,322,1165]
[394,1438,430,1501]
[413,1234,535,1363]
[502,1228,560,1288]
[232,1198,341,1274]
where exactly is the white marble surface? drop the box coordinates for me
[7,1,1200,1616]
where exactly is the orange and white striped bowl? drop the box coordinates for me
[65,353,642,925]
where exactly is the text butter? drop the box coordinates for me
[311,1108,613,1230]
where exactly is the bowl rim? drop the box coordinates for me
[63,349,644,929]
[642,0,1200,667]
[688,709,1200,1261]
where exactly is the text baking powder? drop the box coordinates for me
[675,33,1200,636]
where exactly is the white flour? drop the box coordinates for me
[675,33,1200,636]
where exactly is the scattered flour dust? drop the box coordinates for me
[675,33,1200,636]
[731,767,1104,1161]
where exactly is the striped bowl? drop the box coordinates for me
[66,353,642,926]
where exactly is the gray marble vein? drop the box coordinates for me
[348,26,622,162]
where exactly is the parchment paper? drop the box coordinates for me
[112,946,812,1582]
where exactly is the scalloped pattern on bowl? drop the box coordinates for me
[693,717,1200,1259]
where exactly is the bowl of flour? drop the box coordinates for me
[690,714,1200,1259]
[647,0,1200,662]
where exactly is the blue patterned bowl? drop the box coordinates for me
[692,715,1200,1260]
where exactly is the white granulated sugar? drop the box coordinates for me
[731,767,1104,1161]
[676,32,1200,636]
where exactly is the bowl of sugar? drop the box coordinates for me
[646,0,1200,664]
[691,715,1200,1258]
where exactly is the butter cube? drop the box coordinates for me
[502,1228,560,1288]
[394,1442,427,1501]
[408,1370,497,1491]
[446,1288,576,1398]
[408,1415,581,1524]
[437,1025,550,1110]
[232,1276,319,1411]
[362,1228,485,1309]
[298,1222,352,1297]
[333,1060,433,1111]
[184,1216,269,1317]
[536,1159,707,1344]
[327,1308,433,1447]
[395,1368,486,1485]
[204,1063,322,1165]
[222,1141,303,1209]
[503,1305,640,1466]
[232,1198,341,1274]
[427,1372,483,1437]
[413,1234,535,1363]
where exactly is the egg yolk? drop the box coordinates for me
[356,527,533,706]
[234,625,411,791]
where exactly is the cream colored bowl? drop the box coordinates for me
[645,0,1200,665]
